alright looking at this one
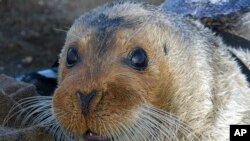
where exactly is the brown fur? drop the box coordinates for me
[51,2,250,141]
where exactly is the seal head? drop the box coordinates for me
[52,2,250,141]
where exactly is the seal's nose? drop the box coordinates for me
[76,90,96,117]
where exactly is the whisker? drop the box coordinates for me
[2,95,65,141]
[140,105,200,140]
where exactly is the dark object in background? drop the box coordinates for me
[16,59,59,96]
[16,68,58,96]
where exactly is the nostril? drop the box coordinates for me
[76,90,96,117]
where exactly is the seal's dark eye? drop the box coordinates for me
[129,48,148,71]
[66,47,79,67]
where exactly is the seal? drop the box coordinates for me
[20,2,250,141]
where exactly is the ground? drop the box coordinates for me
[0,0,163,77]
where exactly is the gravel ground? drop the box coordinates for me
[0,0,163,77]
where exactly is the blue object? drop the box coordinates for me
[160,0,250,18]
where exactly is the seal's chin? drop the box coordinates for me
[84,131,109,141]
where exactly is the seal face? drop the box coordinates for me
[51,2,250,141]
[53,3,174,140]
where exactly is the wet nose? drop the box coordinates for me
[76,90,96,117]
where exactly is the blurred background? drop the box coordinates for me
[0,0,164,77]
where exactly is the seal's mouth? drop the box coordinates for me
[84,131,109,141]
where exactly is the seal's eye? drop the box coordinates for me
[66,47,79,67]
[129,48,148,71]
